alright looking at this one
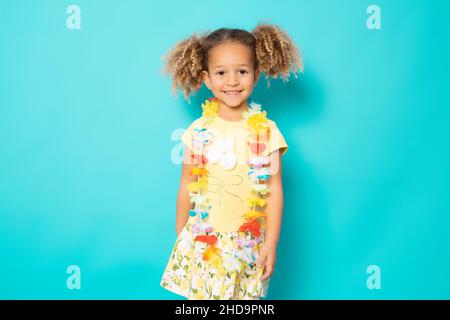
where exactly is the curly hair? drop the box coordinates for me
[161,22,303,101]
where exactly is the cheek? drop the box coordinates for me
[210,78,225,89]
[243,76,255,88]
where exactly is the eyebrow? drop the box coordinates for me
[213,64,250,70]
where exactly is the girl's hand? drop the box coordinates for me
[257,242,278,281]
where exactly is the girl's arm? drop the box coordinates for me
[175,146,196,235]
[258,150,284,280]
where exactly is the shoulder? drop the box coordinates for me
[186,117,205,130]
[265,118,282,131]
[264,117,288,156]
[265,117,287,143]
[266,118,276,126]
[191,116,204,126]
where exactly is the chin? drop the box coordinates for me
[222,100,244,108]
[219,93,248,107]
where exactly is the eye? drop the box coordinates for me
[239,70,249,75]
[216,71,225,76]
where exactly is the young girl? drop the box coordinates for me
[160,22,303,300]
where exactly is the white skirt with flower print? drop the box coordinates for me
[160,217,269,300]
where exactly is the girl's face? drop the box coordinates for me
[202,41,260,109]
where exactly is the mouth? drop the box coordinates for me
[223,90,243,96]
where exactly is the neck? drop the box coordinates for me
[217,100,249,121]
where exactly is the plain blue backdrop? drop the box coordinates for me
[1,0,449,299]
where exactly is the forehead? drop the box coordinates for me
[208,41,253,69]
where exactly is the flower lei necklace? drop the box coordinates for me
[186,97,272,275]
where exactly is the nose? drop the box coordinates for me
[226,73,239,87]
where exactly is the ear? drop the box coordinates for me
[201,70,212,90]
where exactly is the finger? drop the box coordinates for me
[260,265,273,281]
[257,252,267,267]
[261,269,272,281]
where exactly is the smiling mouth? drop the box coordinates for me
[223,90,243,95]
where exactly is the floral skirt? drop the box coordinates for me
[160,217,269,300]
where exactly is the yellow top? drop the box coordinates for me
[181,114,288,232]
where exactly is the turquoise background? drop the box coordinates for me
[1,0,449,299]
